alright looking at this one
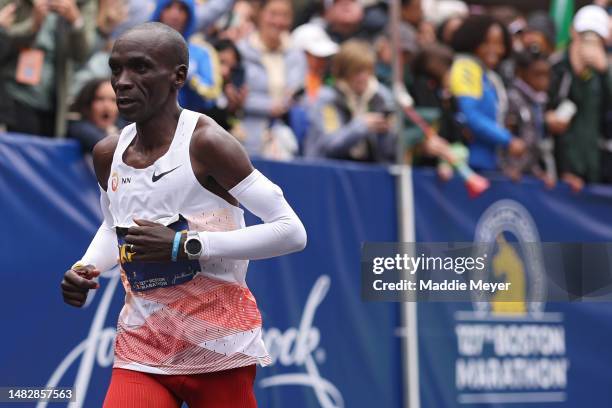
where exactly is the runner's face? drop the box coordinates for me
[109,33,179,122]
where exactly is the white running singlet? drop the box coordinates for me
[106,109,271,375]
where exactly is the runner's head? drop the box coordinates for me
[109,22,189,122]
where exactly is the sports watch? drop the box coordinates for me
[184,231,203,260]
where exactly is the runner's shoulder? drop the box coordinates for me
[190,114,246,162]
[191,115,231,149]
[189,113,253,189]
[92,134,120,190]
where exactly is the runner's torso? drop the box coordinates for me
[106,109,271,374]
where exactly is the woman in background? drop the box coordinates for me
[67,78,120,153]
[238,0,306,158]
[450,15,525,171]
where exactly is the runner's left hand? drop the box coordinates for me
[124,219,181,262]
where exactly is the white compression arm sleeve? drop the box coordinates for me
[78,187,119,272]
[199,170,307,260]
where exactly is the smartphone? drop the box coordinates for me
[555,99,577,123]
[381,109,394,118]
[230,65,245,88]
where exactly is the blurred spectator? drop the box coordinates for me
[489,5,523,29]
[292,22,338,102]
[201,38,248,132]
[214,0,256,42]
[114,0,234,39]
[522,11,557,56]
[374,25,418,89]
[449,15,525,171]
[96,0,127,40]
[401,0,423,27]
[304,40,395,162]
[70,0,127,97]
[152,0,223,112]
[71,38,114,98]
[238,0,306,158]
[110,0,155,38]
[436,15,464,45]
[67,78,120,152]
[410,43,463,145]
[0,2,15,131]
[401,0,435,47]
[548,5,612,191]
[193,0,237,34]
[0,0,97,137]
[500,11,557,87]
[320,0,364,43]
[0,2,14,54]
[360,0,388,39]
[502,49,555,187]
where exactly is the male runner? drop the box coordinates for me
[60,22,307,407]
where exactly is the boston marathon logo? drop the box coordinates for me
[455,200,569,405]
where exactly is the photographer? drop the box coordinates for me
[304,40,396,162]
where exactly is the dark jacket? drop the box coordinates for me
[502,78,551,177]
[548,52,612,182]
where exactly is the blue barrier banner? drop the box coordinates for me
[413,168,612,407]
[0,134,402,408]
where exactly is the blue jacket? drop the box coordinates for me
[151,0,221,111]
[151,0,197,37]
[450,56,511,170]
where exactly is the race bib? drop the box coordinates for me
[116,215,201,292]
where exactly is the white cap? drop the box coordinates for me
[428,0,469,26]
[573,5,610,40]
[291,23,339,58]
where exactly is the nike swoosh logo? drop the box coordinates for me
[152,165,182,182]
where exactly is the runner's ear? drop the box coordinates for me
[173,64,188,90]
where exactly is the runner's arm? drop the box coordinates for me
[191,119,307,260]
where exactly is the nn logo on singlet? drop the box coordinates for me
[111,172,131,192]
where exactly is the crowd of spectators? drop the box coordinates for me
[1,0,612,192]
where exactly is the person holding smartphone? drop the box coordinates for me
[304,40,396,162]
[201,38,249,133]
[0,0,97,137]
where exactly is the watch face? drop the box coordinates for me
[186,238,202,255]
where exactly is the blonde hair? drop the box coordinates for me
[331,40,376,80]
